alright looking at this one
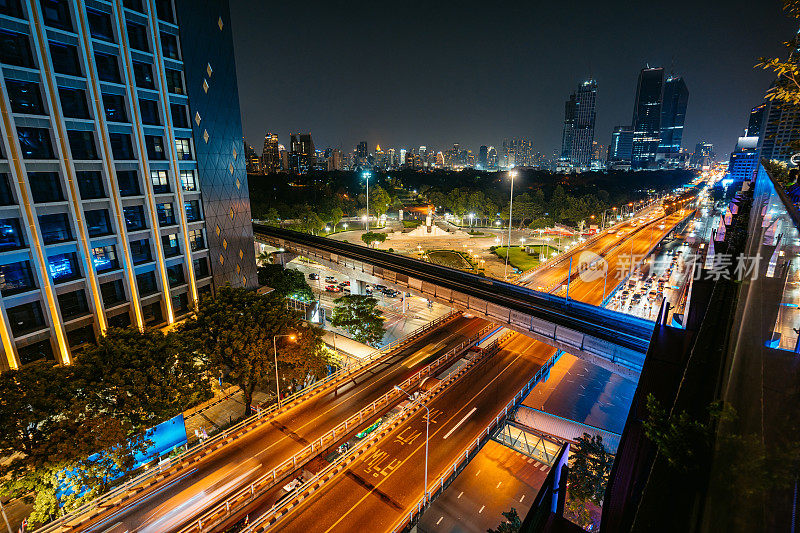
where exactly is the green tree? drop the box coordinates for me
[297,205,325,234]
[258,263,314,300]
[329,206,344,231]
[370,185,392,217]
[568,433,614,505]
[330,294,385,346]
[487,507,521,533]
[757,1,800,106]
[264,207,280,225]
[180,287,315,416]
[361,231,387,248]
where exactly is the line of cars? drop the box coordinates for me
[613,251,683,314]
[309,272,401,297]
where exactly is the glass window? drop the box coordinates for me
[76,171,105,199]
[0,218,23,251]
[184,200,201,222]
[100,278,125,306]
[18,128,54,159]
[84,208,111,236]
[102,93,127,122]
[59,87,90,119]
[0,174,14,205]
[193,256,209,279]
[116,170,139,196]
[156,202,175,226]
[130,238,151,264]
[49,42,81,76]
[18,339,55,365]
[160,32,179,60]
[150,170,169,193]
[67,130,97,159]
[6,79,44,115]
[39,213,72,244]
[28,172,63,203]
[122,0,143,12]
[172,292,188,315]
[145,135,165,160]
[0,30,33,68]
[86,8,114,42]
[122,204,146,231]
[0,0,24,19]
[132,61,155,89]
[67,324,95,350]
[40,0,72,31]
[155,0,174,23]
[136,270,157,296]
[139,98,160,125]
[126,21,148,52]
[166,263,184,287]
[48,252,80,283]
[179,170,197,191]
[176,138,192,160]
[0,261,35,295]
[7,300,45,336]
[165,68,183,95]
[109,133,134,159]
[94,52,120,83]
[162,233,179,257]
[142,301,163,326]
[91,244,118,272]
[108,311,130,328]
[188,228,205,251]
[58,289,89,319]
[170,103,188,128]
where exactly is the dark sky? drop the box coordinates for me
[229,0,796,160]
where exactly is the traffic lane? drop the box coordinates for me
[274,335,555,533]
[90,316,487,532]
[418,440,551,533]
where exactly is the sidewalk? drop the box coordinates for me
[183,388,272,443]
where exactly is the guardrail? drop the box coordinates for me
[36,310,463,533]
[181,323,497,533]
[389,348,564,533]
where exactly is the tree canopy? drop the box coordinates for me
[330,294,385,347]
[361,231,387,248]
[568,433,614,505]
[258,263,314,300]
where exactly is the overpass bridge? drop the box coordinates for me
[254,224,656,377]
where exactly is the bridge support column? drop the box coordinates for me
[350,279,366,295]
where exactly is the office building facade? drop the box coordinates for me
[608,125,633,169]
[288,133,314,174]
[657,75,688,158]
[0,0,256,371]
[571,79,597,167]
[260,132,279,174]
[631,67,664,168]
[560,92,576,164]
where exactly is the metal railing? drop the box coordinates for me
[186,324,498,533]
[36,311,462,533]
[389,348,564,533]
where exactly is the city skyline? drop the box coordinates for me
[230,0,794,161]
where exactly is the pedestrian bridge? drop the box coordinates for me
[254,224,655,377]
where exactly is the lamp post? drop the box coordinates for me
[395,385,429,505]
[505,170,517,280]
[363,171,371,231]
[273,334,296,408]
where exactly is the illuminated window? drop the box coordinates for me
[203,129,209,143]
[235,177,240,189]
[222,238,227,250]
[206,63,212,77]
[232,147,237,160]
[219,254,224,265]
[238,249,243,260]
[217,16,223,30]
[180,170,197,191]
[228,207,234,220]
[215,225,220,236]
[236,264,240,274]
[194,111,201,126]
[202,79,208,93]
[228,162,233,174]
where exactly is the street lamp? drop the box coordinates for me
[343,222,348,231]
[395,385,429,505]
[273,334,296,408]
[363,171,371,231]
[505,170,517,280]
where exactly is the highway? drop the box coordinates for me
[73,316,488,533]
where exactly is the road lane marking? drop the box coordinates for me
[458,491,464,499]
[436,516,443,525]
[520,494,525,502]
[496,481,502,489]
[533,461,540,467]
[475,470,481,476]
[540,465,548,471]
[443,407,476,440]
[478,505,485,514]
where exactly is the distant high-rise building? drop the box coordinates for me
[261,133,280,174]
[560,93,577,163]
[608,126,634,169]
[657,76,689,158]
[245,142,261,174]
[478,146,488,169]
[289,134,315,174]
[747,103,767,139]
[691,142,715,168]
[631,67,665,168]
[571,79,598,167]
[487,147,498,170]
[758,98,800,163]
[503,138,534,167]
[327,149,343,171]
[387,148,397,168]
[399,149,407,168]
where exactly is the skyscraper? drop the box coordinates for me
[657,76,689,158]
[0,0,256,371]
[560,93,577,164]
[289,133,315,173]
[571,79,597,167]
[746,103,767,138]
[478,145,488,169]
[608,126,634,169]
[503,138,534,167]
[261,133,280,174]
[690,142,716,168]
[245,142,261,174]
[631,67,665,168]
[758,98,800,163]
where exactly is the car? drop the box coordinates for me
[325,276,337,283]
[631,293,643,303]
[338,281,350,288]
[365,288,373,295]
[375,284,387,291]
[383,289,398,298]
[308,273,319,280]
[325,285,341,292]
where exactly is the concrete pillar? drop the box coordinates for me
[350,279,366,295]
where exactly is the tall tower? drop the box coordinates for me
[571,79,597,167]
[657,76,689,159]
[261,133,280,173]
[289,134,315,173]
[560,93,577,163]
[631,67,665,169]
[0,0,256,371]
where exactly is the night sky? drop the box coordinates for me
[229,0,796,160]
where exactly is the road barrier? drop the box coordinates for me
[36,311,463,533]
[180,324,497,533]
[389,348,564,533]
